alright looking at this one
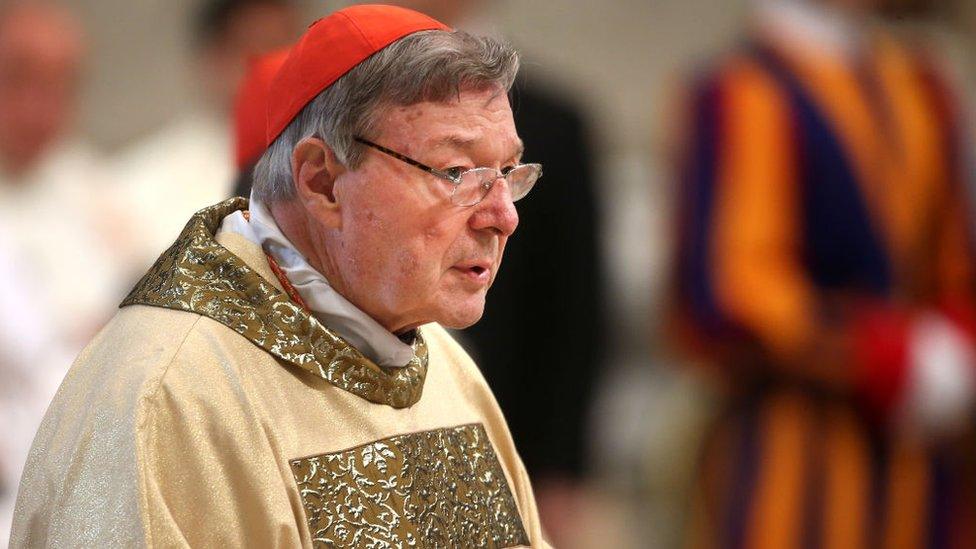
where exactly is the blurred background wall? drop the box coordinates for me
[72,0,745,151]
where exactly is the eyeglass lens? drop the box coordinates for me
[452,164,541,206]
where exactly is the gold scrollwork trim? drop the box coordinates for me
[121,199,427,408]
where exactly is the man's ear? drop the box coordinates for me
[291,137,347,229]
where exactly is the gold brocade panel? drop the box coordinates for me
[290,423,530,548]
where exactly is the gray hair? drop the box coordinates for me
[252,29,520,203]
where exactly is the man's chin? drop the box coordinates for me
[436,302,485,330]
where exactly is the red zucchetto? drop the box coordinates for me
[265,4,450,146]
[234,47,290,170]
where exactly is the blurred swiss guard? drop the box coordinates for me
[10,5,549,547]
[671,0,976,547]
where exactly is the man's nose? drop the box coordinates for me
[469,176,519,236]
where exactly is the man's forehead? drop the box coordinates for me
[384,91,522,156]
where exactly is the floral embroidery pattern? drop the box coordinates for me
[291,424,529,548]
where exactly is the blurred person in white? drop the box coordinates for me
[0,1,122,543]
[378,2,608,547]
[112,0,299,270]
[0,235,72,547]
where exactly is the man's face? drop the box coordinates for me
[327,87,522,333]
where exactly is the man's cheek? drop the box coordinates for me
[392,245,423,281]
[423,222,446,243]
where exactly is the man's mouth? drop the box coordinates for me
[452,261,492,285]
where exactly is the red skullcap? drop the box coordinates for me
[265,4,450,146]
[234,47,290,169]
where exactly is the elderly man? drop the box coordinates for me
[10,5,547,548]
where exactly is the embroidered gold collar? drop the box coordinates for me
[121,198,428,408]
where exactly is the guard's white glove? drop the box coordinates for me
[900,312,976,437]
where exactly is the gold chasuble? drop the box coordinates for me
[10,199,547,548]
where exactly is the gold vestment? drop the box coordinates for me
[10,199,547,548]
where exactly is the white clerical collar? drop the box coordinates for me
[753,0,867,60]
[216,193,416,367]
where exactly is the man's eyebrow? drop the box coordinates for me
[430,135,524,160]
[430,134,479,150]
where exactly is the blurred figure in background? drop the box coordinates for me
[0,1,121,542]
[231,46,289,197]
[113,0,298,270]
[671,0,976,547]
[379,1,607,545]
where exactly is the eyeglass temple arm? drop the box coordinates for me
[353,137,460,182]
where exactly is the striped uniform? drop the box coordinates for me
[673,32,976,549]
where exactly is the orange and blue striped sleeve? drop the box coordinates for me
[676,56,818,364]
